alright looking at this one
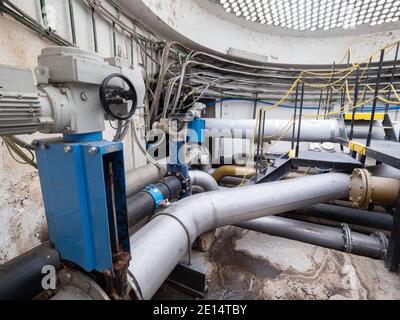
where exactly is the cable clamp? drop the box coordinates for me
[152,213,192,266]
[144,185,164,209]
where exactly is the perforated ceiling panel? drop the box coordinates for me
[219,0,400,31]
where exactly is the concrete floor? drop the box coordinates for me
[155,226,400,300]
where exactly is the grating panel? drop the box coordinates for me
[219,0,400,31]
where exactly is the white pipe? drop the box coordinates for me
[205,118,386,142]
[126,161,167,197]
[188,170,219,192]
[205,118,342,142]
[128,173,350,299]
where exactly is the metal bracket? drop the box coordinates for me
[144,185,164,209]
[348,141,367,156]
[340,223,353,253]
[373,232,389,260]
[166,253,208,299]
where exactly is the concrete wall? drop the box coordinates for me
[115,0,400,64]
[0,14,51,263]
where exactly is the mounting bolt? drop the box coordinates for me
[64,145,73,153]
[60,88,67,95]
[88,147,98,155]
[40,143,49,150]
[65,273,72,281]
[80,91,88,101]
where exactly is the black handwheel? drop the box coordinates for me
[99,73,138,121]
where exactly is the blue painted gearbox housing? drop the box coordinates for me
[188,118,205,143]
[35,135,130,273]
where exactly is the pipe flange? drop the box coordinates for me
[167,171,191,196]
[372,232,389,260]
[349,168,373,209]
[340,223,353,253]
[53,269,109,300]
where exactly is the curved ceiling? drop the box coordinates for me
[210,0,400,36]
[115,0,400,64]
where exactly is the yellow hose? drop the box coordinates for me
[212,166,256,183]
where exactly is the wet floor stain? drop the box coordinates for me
[154,226,400,300]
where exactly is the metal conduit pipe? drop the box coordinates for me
[0,242,60,300]
[211,165,256,183]
[205,118,342,142]
[126,161,166,197]
[236,216,387,260]
[128,171,219,227]
[189,170,220,191]
[219,176,250,187]
[281,215,390,237]
[367,165,400,180]
[127,175,183,228]
[205,118,385,142]
[128,173,350,299]
[286,204,393,231]
[349,168,400,209]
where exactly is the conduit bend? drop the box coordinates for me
[128,173,350,299]
[189,170,220,191]
[211,165,256,183]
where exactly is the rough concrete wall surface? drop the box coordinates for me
[0,12,143,263]
[116,0,400,64]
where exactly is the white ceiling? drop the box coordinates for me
[206,0,400,37]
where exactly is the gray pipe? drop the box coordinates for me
[188,170,219,192]
[128,173,350,299]
[126,161,166,197]
[205,118,386,142]
[205,118,342,142]
[367,164,400,180]
[289,203,393,231]
[236,216,387,260]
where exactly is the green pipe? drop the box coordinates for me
[113,22,117,57]
[0,1,72,46]
[253,93,258,119]
[68,0,76,45]
[130,34,134,66]
[91,7,98,52]
[39,0,48,28]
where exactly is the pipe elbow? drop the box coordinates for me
[211,165,256,183]
[189,170,219,192]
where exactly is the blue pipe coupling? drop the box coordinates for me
[144,185,165,209]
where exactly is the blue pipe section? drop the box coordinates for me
[144,185,165,209]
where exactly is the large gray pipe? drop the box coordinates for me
[128,173,350,299]
[205,118,342,142]
[126,161,166,197]
[188,170,220,192]
[205,118,385,142]
[236,216,387,260]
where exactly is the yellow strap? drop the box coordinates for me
[348,141,367,156]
